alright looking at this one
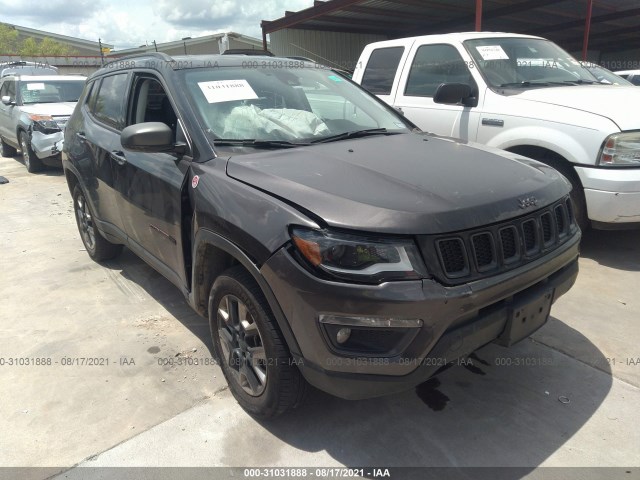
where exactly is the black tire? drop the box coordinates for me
[544,162,588,232]
[522,151,589,232]
[72,185,123,261]
[20,131,43,173]
[209,266,307,418]
[0,137,17,157]
[565,173,589,232]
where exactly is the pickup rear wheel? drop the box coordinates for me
[20,131,43,173]
[1,137,17,157]
[209,266,307,418]
[73,185,123,261]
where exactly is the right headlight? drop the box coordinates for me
[290,227,428,284]
[598,131,640,167]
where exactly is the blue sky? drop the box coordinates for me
[0,0,312,50]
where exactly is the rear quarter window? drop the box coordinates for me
[360,47,404,95]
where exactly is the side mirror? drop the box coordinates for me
[433,83,473,105]
[121,122,175,153]
[1,95,14,106]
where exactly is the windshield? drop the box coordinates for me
[581,63,633,85]
[180,66,410,144]
[20,80,85,104]
[464,38,600,88]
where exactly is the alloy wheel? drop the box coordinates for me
[75,192,96,251]
[20,136,30,170]
[217,294,267,396]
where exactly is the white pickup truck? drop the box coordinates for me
[352,32,640,230]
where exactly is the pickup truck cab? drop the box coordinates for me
[353,32,640,230]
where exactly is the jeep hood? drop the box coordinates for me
[226,133,570,234]
[19,102,76,116]
[513,85,640,131]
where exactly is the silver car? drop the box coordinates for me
[0,74,85,172]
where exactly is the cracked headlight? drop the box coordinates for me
[28,114,61,133]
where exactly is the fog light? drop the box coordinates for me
[336,327,351,344]
[319,314,424,356]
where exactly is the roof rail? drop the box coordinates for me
[103,51,173,68]
[222,48,274,57]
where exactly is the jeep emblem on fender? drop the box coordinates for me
[518,196,538,209]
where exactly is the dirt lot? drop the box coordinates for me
[1,157,639,479]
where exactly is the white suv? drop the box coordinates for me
[0,74,86,172]
[353,32,640,230]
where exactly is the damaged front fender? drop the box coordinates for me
[29,129,64,160]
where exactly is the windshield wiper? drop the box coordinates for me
[311,128,398,144]
[498,81,554,88]
[561,79,599,85]
[213,139,309,148]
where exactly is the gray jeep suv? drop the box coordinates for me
[62,53,580,417]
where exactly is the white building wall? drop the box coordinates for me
[269,29,388,71]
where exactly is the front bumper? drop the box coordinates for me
[30,130,64,160]
[575,166,640,225]
[261,232,580,400]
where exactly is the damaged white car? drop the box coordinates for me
[0,74,85,172]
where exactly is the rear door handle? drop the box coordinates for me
[76,132,86,141]
[110,150,127,165]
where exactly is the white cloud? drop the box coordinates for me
[0,0,314,50]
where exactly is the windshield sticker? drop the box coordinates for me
[197,80,258,104]
[26,83,45,90]
[328,75,344,82]
[476,45,509,61]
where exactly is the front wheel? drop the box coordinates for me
[73,185,123,261]
[1,137,17,157]
[20,131,43,173]
[209,266,307,417]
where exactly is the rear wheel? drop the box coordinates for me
[20,131,43,173]
[209,266,307,417]
[73,185,123,261]
[0,137,17,157]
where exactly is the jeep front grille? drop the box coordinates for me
[420,196,577,286]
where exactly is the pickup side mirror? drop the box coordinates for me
[121,122,176,153]
[433,83,474,106]
[1,95,14,106]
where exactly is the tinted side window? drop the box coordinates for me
[631,76,640,86]
[405,44,473,97]
[91,74,129,129]
[360,47,404,95]
[1,80,16,100]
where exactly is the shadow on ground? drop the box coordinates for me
[101,249,213,353]
[253,320,612,477]
[580,228,640,271]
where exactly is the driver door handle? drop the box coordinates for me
[76,132,86,141]
[110,150,127,165]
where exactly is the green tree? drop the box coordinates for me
[0,23,20,54]
[40,37,75,56]
[19,37,40,56]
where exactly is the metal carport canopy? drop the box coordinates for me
[261,0,640,60]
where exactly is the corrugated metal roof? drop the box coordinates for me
[262,0,640,54]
